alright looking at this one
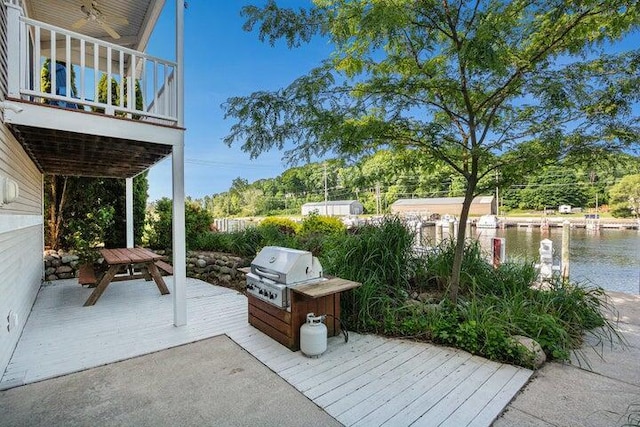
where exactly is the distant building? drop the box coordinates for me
[301,200,364,217]
[391,196,496,216]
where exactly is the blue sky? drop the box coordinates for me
[145,0,330,201]
[144,1,639,203]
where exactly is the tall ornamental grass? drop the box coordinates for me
[322,216,416,330]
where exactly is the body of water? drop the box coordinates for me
[421,226,640,295]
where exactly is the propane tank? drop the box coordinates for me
[300,313,327,357]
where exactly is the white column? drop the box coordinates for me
[172,0,187,327]
[125,177,134,248]
[172,143,186,327]
[6,3,22,97]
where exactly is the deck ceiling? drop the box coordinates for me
[23,0,166,51]
[9,123,172,178]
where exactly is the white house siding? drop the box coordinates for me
[0,123,43,376]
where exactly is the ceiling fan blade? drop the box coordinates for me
[72,18,88,30]
[100,21,121,39]
[107,15,129,26]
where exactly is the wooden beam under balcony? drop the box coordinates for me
[3,99,177,179]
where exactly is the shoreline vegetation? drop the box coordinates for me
[182,214,625,369]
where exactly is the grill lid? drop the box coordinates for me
[250,246,323,285]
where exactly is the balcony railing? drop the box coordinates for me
[6,7,178,125]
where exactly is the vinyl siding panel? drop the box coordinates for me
[0,122,43,377]
[0,124,42,215]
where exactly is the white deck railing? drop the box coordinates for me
[6,8,178,124]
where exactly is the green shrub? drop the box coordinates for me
[299,212,346,238]
[146,198,213,250]
[67,205,114,264]
[260,217,300,235]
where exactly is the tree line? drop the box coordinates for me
[193,151,640,218]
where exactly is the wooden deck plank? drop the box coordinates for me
[378,357,493,426]
[297,340,405,393]
[439,364,521,427]
[319,345,444,411]
[288,337,401,384]
[340,351,472,426]
[406,361,500,426]
[277,334,380,377]
[465,368,533,427]
[1,276,532,427]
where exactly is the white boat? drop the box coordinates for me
[476,214,500,229]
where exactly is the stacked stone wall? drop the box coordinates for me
[44,250,80,281]
[43,250,250,291]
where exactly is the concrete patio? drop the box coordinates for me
[494,291,640,427]
[1,276,533,426]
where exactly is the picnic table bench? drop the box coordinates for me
[83,247,170,306]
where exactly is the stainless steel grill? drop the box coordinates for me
[246,246,324,308]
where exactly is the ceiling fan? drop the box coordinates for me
[71,0,128,40]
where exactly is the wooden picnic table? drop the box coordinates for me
[84,247,170,306]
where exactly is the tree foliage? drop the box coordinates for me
[517,166,589,210]
[44,173,149,250]
[223,0,640,300]
[145,198,213,250]
[94,74,144,115]
[609,173,640,217]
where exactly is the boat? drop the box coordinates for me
[476,214,500,229]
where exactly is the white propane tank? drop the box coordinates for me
[300,313,327,357]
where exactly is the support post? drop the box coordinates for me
[435,221,443,244]
[562,220,570,281]
[172,0,186,327]
[448,220,455,238]
[415,221,423,247]
[125,177,134,248]
[6,2,23,97]
[465,219,472,239]
[538,239,553,282]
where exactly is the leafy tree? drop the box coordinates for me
[44,174,149,250]
[94,74,144,115]
[609,174,640,218]
[146,198,213,250]
[223,0,639,300]
[518,166,589,210]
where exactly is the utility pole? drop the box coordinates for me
[324,162,328,215]
[495,169,499,217]
[590,170,598,217]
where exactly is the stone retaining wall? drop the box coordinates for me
[43,249,250,291]
[186,251,250,292]
[44,250,80,281]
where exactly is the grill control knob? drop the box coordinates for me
[259,289,264,295]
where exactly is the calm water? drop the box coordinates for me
[421,226,640,295]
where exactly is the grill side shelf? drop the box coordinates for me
[291,277,361,299]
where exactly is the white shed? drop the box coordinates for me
[301,200,364,216]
